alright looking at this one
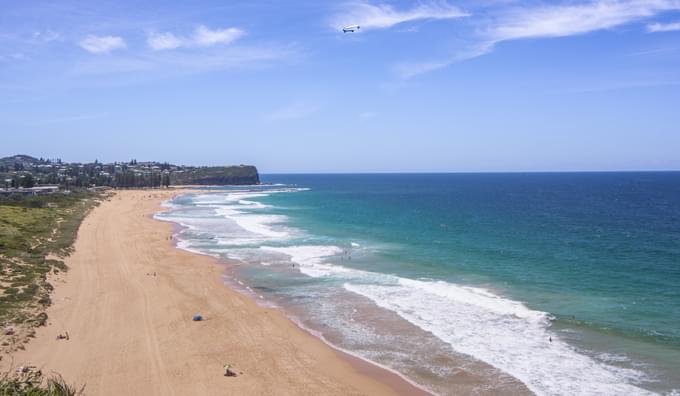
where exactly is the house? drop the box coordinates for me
[0,185,60,196]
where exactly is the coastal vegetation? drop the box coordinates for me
[0,191,102,354]
[0,369,82,395]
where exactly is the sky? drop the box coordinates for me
[1,0,679,173]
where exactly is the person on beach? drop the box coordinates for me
[224,364,236,377]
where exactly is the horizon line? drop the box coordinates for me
[260,169,680,175]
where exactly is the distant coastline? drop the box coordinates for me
[0,154,259,190]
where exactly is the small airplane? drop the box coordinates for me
[343,25,360,33]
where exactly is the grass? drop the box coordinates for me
[0,191,102,351]
[0,368,83,395]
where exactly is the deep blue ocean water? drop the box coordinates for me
[157,173,680,395]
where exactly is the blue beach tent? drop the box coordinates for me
[193,314,203,321]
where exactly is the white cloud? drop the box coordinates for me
[193,25,244,46]
[489,1,680,42]
[264,102,320,121]
[331,1,468,30]
[79,35,126,54]
[147,25,245,51]
[147,32,183,50]
[647,21,680,31]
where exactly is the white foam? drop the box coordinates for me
[192,192,268,205]
[597,353,632,364]
[153,214,199,231]
[260,245,347,277]
[159,199,176,209]
[343,279,653,396]
[213,194,288,239]
[227,213,289,239]
[224,192,268,202]
[175,239,220,258]
[238,199,270,208]
[190,192,290,241]
[155,191,296,261]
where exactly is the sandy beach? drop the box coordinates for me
[4,190,427,395]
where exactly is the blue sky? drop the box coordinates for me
[1,0,679,172]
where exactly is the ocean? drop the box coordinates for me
[155,173,680,395]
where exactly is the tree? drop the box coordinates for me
[21,174,35,188]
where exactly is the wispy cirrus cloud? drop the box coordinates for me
[147,25,245,50]
[330,1,468,30]
[647,21,680,32]
[393,43,493,78]
[79,35,126,54]
[70,44,293,78]
[147,32,183,50]
[488,0,680,42]
[32,30,62,43]
[395,0,680,78]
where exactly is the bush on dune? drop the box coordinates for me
[0,369,84,396]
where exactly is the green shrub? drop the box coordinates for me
[0,370,84,396]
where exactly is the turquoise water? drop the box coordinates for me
[157,173,680,395]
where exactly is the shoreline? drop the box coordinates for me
[161,190,533,396]
[4,190,428,395]
[162,191,434,396]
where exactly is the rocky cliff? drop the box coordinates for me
[169,165,260,185]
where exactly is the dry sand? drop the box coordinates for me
[4,190,429,395]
